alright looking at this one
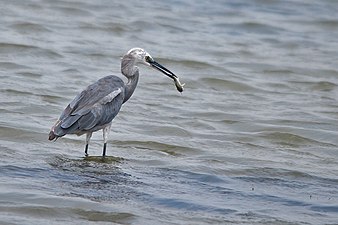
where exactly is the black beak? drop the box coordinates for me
[148,59,178,80]
[146,56,184,93]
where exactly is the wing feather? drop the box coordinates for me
[61,114,82,129]
[57,75,125,133]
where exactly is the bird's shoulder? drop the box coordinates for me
[61,75,125,118]
[86,75,124,95]
[96,75,124,87]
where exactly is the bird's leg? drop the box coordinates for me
[85,132,92,156]
[102,143,107,157]
[102,123,112,157]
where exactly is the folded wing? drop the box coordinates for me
[52,75,125,137]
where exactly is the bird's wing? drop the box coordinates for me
[58,75,125,130]
[73,88,124,130]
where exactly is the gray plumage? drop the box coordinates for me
[49,48,183,157]
[54,76,124,135]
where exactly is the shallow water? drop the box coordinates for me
[1,0,338,224]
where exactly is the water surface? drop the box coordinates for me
[1,0,338,224]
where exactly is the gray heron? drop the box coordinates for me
[49,47,184,157]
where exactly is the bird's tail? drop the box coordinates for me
[48,120,62,141]
[48,130,57,141]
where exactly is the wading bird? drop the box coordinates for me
[49,48,184,157]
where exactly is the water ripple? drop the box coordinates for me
[1,0,338,224]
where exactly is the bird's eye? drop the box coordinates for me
[145,56,153,63]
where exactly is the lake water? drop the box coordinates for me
[1,0,338,224]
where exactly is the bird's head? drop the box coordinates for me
[126,48,153,66]
[123,47,185,92]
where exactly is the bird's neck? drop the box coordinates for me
[121,55,140,103]
[123,68,139,103]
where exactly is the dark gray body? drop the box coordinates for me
[51,75,125,137]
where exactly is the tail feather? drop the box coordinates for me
[49,118,82,141]
[48,130,57,141]
[49,119,62,141]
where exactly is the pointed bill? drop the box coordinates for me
[146,58,185,92]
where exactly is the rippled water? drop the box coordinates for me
[1,0,338,224]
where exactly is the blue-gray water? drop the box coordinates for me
[1,0,338,224]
